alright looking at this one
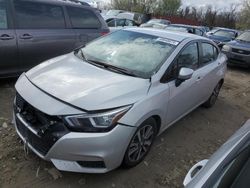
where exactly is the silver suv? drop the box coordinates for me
[14,28,227,173]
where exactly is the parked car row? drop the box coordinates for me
[0,1,249,187]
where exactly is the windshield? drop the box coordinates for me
[214,30,235,38]
[81,30,177,78]
[236,31,250,42]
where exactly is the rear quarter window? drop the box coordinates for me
[66,6,101,29]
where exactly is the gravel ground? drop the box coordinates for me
[0,67,249,188]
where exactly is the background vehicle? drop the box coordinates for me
[208,28,239,47]
[14,28,227,173]
[102,9,126,20]
[140,19,171,28]
[0,0,109,78]
[165,24,207,37]
[106,18,139,32]
[79,0,97,8]
[222,30,250,68]
[184,119,250,188]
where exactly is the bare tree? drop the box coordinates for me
[237,0,250,29]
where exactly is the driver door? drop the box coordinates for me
[165,42,205,125]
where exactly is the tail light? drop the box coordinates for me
[101,32,109,36]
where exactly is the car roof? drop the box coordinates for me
[125,27,205,42]
[170,24,201,29]
[215,28,238,33]
[18,0,91,7]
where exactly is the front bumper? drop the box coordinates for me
[14,112,136,173]
[223,51,250,67]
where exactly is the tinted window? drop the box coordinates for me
[67,7,101,29]
[177,43,199,70]
[14,1,65,29]
[107,19,115,27]
[201,43,218,65]
[0,0,8,29]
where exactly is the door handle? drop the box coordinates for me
[19,34,33,39]
[0,34,14,40]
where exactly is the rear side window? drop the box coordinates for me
[201,43,218,65]
[14,0,65,29]
[67,7,101,29]
[0,0,8,29]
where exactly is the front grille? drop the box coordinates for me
[14,93,69,156]
[232,48,250,55]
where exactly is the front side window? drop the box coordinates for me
[201,43,218,65]
[0,0,8,29]
[177,43,199,70]
[81,30,177,78]
[14,0,65,29]
[67,7,101,29]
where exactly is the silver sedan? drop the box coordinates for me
[14,28,227,173]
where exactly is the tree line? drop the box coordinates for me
[111,0,250,30]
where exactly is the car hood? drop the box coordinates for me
[227,40,250,49]
[208,35,231,43]
[26,53,150,111]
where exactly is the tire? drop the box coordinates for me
[203,81,223,108]
[122,118,158,168]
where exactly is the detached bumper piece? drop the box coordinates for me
[14,92,70,157]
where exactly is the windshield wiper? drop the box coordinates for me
[87,59,139,77]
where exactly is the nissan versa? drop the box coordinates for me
[13,28,227,173]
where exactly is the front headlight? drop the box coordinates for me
[64,105,131,132]
[222,45,231,52]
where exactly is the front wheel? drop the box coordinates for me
[122,118,157,168]
[203,82,222,108]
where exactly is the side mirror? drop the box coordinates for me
[175,67,194,87]
[183,159,208,187]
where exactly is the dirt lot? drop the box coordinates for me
[0,67,249,188]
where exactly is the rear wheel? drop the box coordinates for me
[122,118,157,168]
[203,82,222,108]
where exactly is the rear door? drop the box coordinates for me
[14,0,76,71]
[197,42,221,101]
[0,0,18,77]
[66,6,107,48]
